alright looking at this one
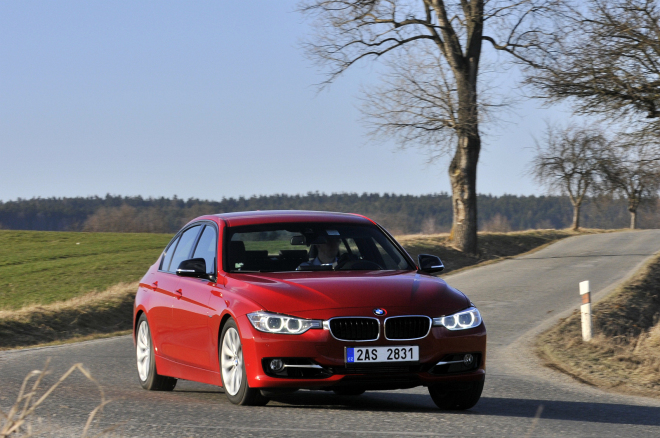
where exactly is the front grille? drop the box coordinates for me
[329,318,379,341]
[385,316,431,340]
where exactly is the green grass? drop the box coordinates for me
[0,230,173,310]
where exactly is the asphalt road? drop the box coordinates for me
[2,230,660,437]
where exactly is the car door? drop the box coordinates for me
[169,224,217,369]
[148,234,182,356]
[157,224,202,361]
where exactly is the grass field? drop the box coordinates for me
[0,230,172,310]
[0,228,604,349]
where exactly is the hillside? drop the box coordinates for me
[0,193,656,235]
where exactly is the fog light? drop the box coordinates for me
[269,358,284,372]
[463,354,474,367]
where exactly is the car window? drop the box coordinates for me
[374,240,408,269]
[344,238,361,258]
[225,223,414,272]
[234,230,306,255]
[168,225,201,272]
[160,236,180,272]
[192,225,217,275]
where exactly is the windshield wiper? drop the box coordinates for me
[230,269,261,273]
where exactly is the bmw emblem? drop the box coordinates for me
[373,308,387,316]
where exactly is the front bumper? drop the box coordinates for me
[237,314,487,390]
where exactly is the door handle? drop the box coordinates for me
[174,289,183,299]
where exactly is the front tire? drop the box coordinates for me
[220,319,268,406]
[428,380,484,410]
[136,314,177,391]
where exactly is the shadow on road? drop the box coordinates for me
[479,397,660,426]
[260,392,660,426]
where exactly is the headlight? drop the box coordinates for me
[432,307,482,330]
[247,311,322,335]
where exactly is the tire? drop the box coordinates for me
[220,319,268,406]
[136,314,177,391]
[333,388,366,396]
[428,380,484,410]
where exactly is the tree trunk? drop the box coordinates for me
[572,203,581,230]
[630,209,637,229]
[448,60,481,255]
[449,131,480,255]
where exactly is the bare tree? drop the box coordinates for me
[299,0,560,254]
[530,124,608,230]
[600,135,660,229]
[517,0,660,229]
[524,0,660,131]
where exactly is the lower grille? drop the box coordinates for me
[333,365,417,375]
[385,316,431,340]
[329,318,379,341]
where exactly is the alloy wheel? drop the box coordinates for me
[221,327,243,396]
[136,320,151,382]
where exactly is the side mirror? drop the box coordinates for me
[290,235,306,245]
[176,258,208,278]
[417,254,444,274]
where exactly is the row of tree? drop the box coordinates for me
[531,125,660,230]
[0,193,656,235]
[299,0,660,253]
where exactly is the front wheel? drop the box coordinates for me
[135,314,177,391]
[428,380,484,410]
[220,319,268,406]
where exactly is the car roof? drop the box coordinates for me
[214,210,374,227]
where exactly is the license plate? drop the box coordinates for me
[345,346,419,364]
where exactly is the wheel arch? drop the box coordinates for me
[134,309,146,342]
[218,312,235,344]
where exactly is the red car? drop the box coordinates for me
[133,211,486,409]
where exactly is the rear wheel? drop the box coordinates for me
[136,314,177,391]
[428,380,484,410]
[220,319,268,406]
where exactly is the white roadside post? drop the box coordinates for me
[580,280,592,342]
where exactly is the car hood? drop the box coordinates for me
[225,270,470,317]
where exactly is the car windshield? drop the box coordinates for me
[224,222,414,273]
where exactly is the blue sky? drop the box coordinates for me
[0,1,572,202]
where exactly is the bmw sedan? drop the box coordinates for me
[133,210,486,409]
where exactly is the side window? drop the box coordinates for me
[160,236,180,272]
[192,225,218,275]
[168,225,201,273]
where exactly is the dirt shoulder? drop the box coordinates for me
[0,282,136,350]
[537,252,660,397]
[399,228,612,275]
